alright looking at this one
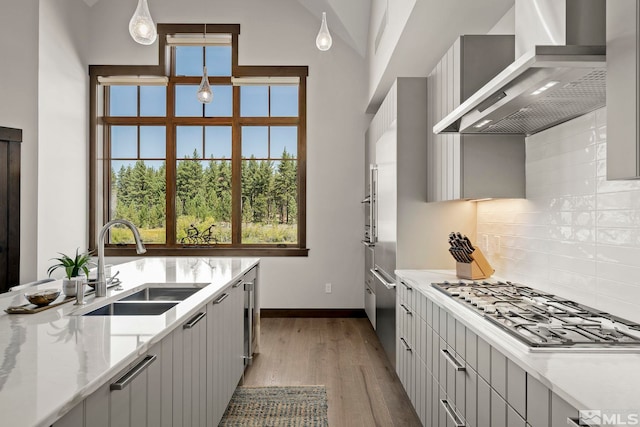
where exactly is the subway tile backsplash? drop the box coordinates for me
[477,107,640,323]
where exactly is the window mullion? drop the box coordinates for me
[231,85,242,245]
[166,82,177,247]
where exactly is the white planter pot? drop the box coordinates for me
[62,278,83,297]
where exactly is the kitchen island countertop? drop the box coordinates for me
[0,257,259,427]
[396,269,640,416]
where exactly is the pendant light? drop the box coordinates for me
[197,25,214,104]
[197,67,213,103]
[316,12,333,51]
[129,0,157,45]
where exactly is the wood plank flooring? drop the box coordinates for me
[242,317,422,427]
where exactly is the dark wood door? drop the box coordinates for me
[0,126,21,292]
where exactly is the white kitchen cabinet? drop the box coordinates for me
[174,310,208,427]
[551,392,579,426]
[427,35,525,201]
[53,267,258,427]
[606,0,639,179]
[54,342,165,427]
[207,276,245,427]
[394,278,585,427]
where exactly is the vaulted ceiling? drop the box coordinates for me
[80,0,371,57]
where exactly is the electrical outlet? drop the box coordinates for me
[325,283,332,293]
[495,236,501,255]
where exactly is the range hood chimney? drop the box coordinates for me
[434,0,605,136]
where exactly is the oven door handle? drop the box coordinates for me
[370,268,395,290]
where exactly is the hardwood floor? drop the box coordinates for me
[242,317,422,427]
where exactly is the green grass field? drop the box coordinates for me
[110,220,296,245]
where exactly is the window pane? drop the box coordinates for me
[270,126,297,158]
[204,85,232,117]
[177,126,203,158]
[205,46,232,76]
[205,126,232,159]
[270,86,298,116]
[240,86,268,117]
[140,126,166,158]
[242,126,268,158]
[176,160,232,244]
[175,85,204,117]
[140,86,166,116]
[110,159,166,244]
[109,86,137,117]
[111,126,137,158]
[241,159,297,244]
[175,46,204,76]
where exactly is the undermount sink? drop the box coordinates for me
[119,287,201,302]
[79,282,208,316]
[82,301,178,316]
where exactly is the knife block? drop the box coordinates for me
[456,246,494,280]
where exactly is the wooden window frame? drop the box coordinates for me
[89,24,309,257]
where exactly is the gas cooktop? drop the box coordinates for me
[432,281,640,350]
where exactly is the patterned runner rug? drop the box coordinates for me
[219,385,329,426]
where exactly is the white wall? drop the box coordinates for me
[367,0,416,106]
[478,108,640,324]
[366,0,514,112]
[487,4,515,35]
[87,0,369,309]
[0,0,39,284]
[37,0,90,278]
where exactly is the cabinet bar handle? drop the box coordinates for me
[232,280,243,288]
[400,337,412,352]
[183,312,206,329]
[441,348,466,371]
[213,293,229,305]
[566,418,581,427]
[440,400,465,427]
[110,354,157,391]
[400,303,412,315]
[401,281,412,291]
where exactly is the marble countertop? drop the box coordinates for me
[0,257,259,427]
[396,269,640,416]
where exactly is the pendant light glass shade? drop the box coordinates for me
[316,12,333,51]
[129,0,157,45]
[197,67,214,104]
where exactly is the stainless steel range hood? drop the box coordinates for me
[433,45,605,136]
[434,0,606,136]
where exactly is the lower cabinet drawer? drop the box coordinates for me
[508,404,526,427]
[477,377,491,427]
[465,368,478,427]
[527,375,550,427]
[491,389,507,427]
[551,392,580,427]
[364,284,375,329]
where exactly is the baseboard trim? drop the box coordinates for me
[260,309,367,318]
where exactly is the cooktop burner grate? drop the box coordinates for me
[432,281,640,349]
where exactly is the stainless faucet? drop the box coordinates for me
[95,219,146,297]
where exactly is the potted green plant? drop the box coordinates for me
[48,248,94,296]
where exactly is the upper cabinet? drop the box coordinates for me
[427,36,526,202]
[607,0,639,180]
